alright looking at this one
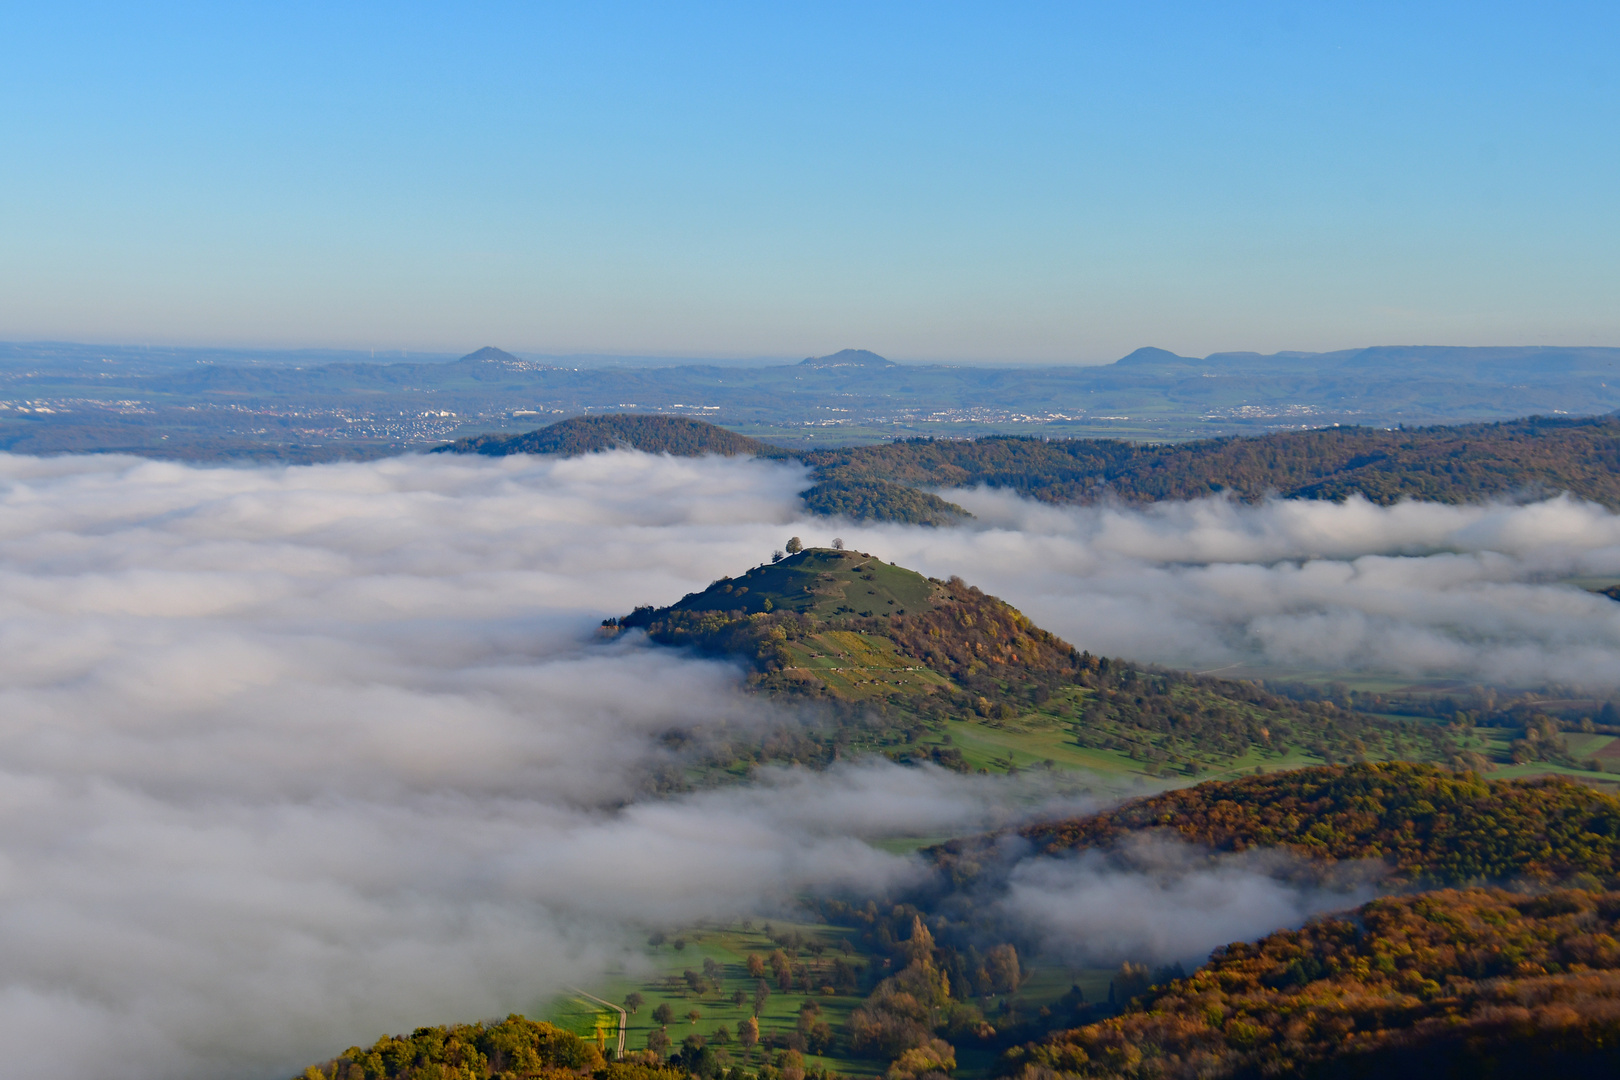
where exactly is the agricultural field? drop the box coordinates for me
[544,922,874,1075]
[541,920,1110,1080]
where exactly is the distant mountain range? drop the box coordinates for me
[1,340,1618,459]
[1117,342,1620,372]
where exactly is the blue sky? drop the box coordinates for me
[2,2,1616,362]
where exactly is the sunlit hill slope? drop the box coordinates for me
[607,549,1457,782]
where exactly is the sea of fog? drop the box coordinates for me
[0,450,1618,1080]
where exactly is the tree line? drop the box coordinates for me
[803,415,1620,511]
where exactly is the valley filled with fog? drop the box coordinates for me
[0,450,1617,1079]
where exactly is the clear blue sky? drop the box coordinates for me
[3,2,1616,362]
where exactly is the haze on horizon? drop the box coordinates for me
[4,3,1618,363]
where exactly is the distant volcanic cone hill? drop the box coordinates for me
[606,549,1459,774]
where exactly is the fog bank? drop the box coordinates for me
[862,488,1620,688]
[2,450,1612,1079]
[996,835,1384,968]
[0,452,1043,1080]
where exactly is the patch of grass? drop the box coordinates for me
[551,920,1107,1080]
[779,631,955,701]
[549,996,620,1048]
[547,922,887,1077]
[669,549,943,622]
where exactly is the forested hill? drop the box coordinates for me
[432,414,784,458]
[1005,885,1620,1080]
[436,413,1620,521]
[609,550,1456,780]
[948,765,1620,1079]
[996,762,1620,886]
[810,414,1620,507]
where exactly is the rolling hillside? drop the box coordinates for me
[815,415,1620,507]
[937,762,1620,888]
[438,413,1620,523]
[1003,885,1620,1080]
[609,549,1458,783]
[956,766,1620,1079]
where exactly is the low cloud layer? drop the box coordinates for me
[996,835,1384,968]
[0,451,1081,1080]
[2,450,1614,1079]
[856,488,1620,688]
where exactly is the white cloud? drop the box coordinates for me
[2,449,1615,1079]
[0,451,1094,1080]
[996,835,1383,967]
[837,488,1620,687]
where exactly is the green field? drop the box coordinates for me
[676,550,943,621]
[542,922,881,1077]
[543,921,1111,1080]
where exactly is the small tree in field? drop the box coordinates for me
[771,550,784,563]
[785,537,803,553]
[738,1016,759,1051]
[831,538,845,550]
[653,1003,674,1026]
[624,992,644,1015]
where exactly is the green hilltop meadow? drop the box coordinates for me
[606,545,1521,789]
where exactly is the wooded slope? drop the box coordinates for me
[300,1015,688,1080]
[1004,887,1620,1080]
[1010,762,1620,886]
[809,415,1620,507]
[434,414,781,459]
[613,554,1456,777]
[435,413,1620,521]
